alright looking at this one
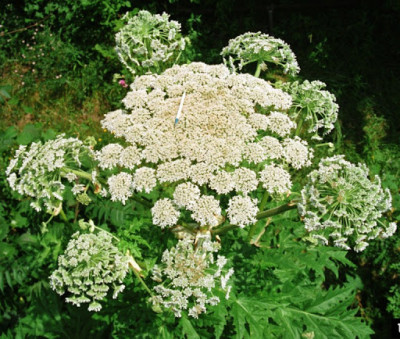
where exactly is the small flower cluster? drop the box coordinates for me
[6,135,94,213]
[101,63,313,227]
[298,155,396,251]
[280,80,339,139]
[115,10,186,75]
[151,233,233,318]
[221,32,300,76]
[49,222,129,312]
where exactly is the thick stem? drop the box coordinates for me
[132,264,154,297]
[295,114,305,136]
[59,209,68,222]
[127,252,153,296]
[256,201,298,220]
[61,168,93,181]
[254,61,262,78]
[212,223,239,235]
[213,201,298,236]
[92,224,120,242]
[259,191,270,212]
[131,195,153,208]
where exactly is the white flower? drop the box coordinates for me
[227,196,258,228]
[119,145,141,170]
[115,10,185,75]
[259,164,292,195]
[152,198,180,228]
[107,172,133,204]
[152,234,233,318]
[266,111,296,137]
[233,168,258,194]
[97,144,124,169]
[132,167,157,193]
[221,31,300,76]
[258,136,283,160]
[157,159,191,183]
[282,137,313,169]
[209,171,234,194]
[299,155,394,251]
[190,195,221,227]
[173,182,201,209]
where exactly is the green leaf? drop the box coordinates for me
[179,315,200,339]
[230,294,267,338]
[22,105,34,114]
[41,128,57,141]
[0,242,18,259]
[16,124,42,145]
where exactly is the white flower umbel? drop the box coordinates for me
[152,198,180,228]
[282,137,313,169]
[259,164,292,196]
[298,155,395,251]
[209,170,235,195]
[258,136,284,160]
[100,62,312,228]
[132,167,157,193]
[108,172,133,205]
[96,143,124,170]
[6,135,94,213]
[266,111,296,137]
[151,234,233,318]
[49,226,129,312]
[221,31,300,76]
[227,196,258,228]
[233,168,258,195]
[280,80,339,138]
[190,195,222,227]
[173,182,201,209]
[119,145,142,170]
[115,10,186,75]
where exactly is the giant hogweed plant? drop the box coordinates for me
[4,10,397,337]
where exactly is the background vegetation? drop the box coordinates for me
[0,0,399,337]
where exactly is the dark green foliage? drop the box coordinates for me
[1,1,400,337]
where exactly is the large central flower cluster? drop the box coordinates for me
[100,62,313,228]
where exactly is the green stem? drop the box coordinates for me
[212,223,239,235]
[214,201,299,236]
[256,201,298,220]
[61,167,93,181]
[129,259,153,297]
[59,209,68,222]
[259,191,270,212]
[295,115,305,136]
[247,191,269,242]
[92,224,120,242]
[135,270,153,296]
[131,195,153,208]
[254,61,262,78]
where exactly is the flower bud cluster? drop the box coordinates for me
[281,80,339,139]
[115,10,186,75]
[49,225,129,312]
[6,135,94,213]
[100,62,314,228]
[221,32,300,76]
[151,234,233,318]
[298,155,396,251]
